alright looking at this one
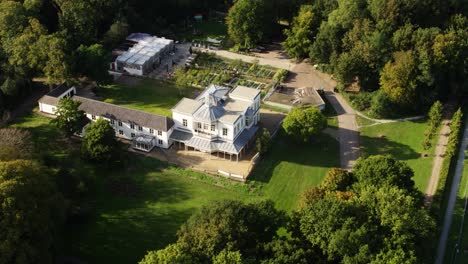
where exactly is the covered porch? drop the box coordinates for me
[170,127,258,162]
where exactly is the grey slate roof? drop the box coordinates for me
[74,96,174,132]
[170,126,258,154]
[47,84,73,97]
[38,95,60,105]
[172,98,203,115]
[192,103,226,122]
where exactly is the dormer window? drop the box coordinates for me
[223,128,228,136]
[183,119,187,127]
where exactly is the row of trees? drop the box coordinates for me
[140,155,434,263]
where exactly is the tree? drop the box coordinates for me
[81,118,119,163]
[75,43,111,83]
[173,200,284,262]
[380,51,418,109]
[52,97,86,137]
[37,33,72,85]
[282,106,327,143]
[422,101,443,150]
[256,128,271,155]
[0,159,64,264]
[352,155,416,194]
[103,18,129,47]
[0,128,35,161]
[139,244,196,264]
[321,168,354,192]
[282,5,315,59]
[213,249,243,264]
[226,0,273,47]
[54,0,99,44]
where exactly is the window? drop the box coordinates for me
[197,122,202,129]
[118,130,123,135]
[110,119,115,125]
[158,139,163,145]
[138,126,143,131]
[130,124,135,129]
[203,123,208,130]
[222,128,228,136]
[150,129,154,134]
[211,124,215,131]
[183,119,188,127]
[92,115,96,120]
[131,133,135,138]
[158,130,162,136]
[118,121,122,126]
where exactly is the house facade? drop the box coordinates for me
[38,84,261,159]
[170,85,260,161]
[38,88,174,152]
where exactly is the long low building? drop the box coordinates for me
[38,84,261,160]
[39,86,174,152]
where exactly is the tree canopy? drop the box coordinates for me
[81,118,119,163]
[282,106,327,143]
[52,97,86,137]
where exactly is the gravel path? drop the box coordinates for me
[435,115,468,264]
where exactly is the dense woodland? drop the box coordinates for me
[0,0,467,263]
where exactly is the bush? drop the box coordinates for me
[349,92,372,111]
[273,69,289,83]
[370,90,395,118]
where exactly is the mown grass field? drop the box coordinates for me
[10,110,337,263]
[97,78,195,117]
[360,120,436,191]
[249,131,340,211]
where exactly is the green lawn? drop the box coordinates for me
[249,131,340,211]
[9,110,339,262]
[97,78,194,117]
[360,120,436,191]
[445,148,468,264]
[66,157,258,264]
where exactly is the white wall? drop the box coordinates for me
[173,112,194,131]
[39,102,56,115]
[84,114,171,149]
[123,67,143,76]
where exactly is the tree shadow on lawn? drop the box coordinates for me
[360,134,421,161]
[248,131,340,184]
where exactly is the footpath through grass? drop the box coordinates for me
[249,131,340,211]
[360,120,436,191]
[97,78,194,117]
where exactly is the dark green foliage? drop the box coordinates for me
[75,44,111,83]
[226,0,274,47]
[446,108,463,157]
[282,5,315,59]
[296,155,435,263]
[353,155,416,194]
[141,200,285,263]
[422,101,443,150]
[282,106,327,143]
[349,92,373,111]
[255,128,271,155]
[52,97,86,137]
[81,118,119,163]
[0,159,65,264]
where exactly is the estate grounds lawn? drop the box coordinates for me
[249,131,340,211]
[96,77,196,117]
[360,120,437,191]
[9,110,340,262]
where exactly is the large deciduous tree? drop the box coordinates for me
[0,128,35,161]
[81,118,119,163]
[283,5,315,59]
[0,159,64,264]
[282,106,327,143]
[52,97,86,137]
[75,43,111,83]
[226,0,273,48]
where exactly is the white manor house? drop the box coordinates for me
[38,84,260,160]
